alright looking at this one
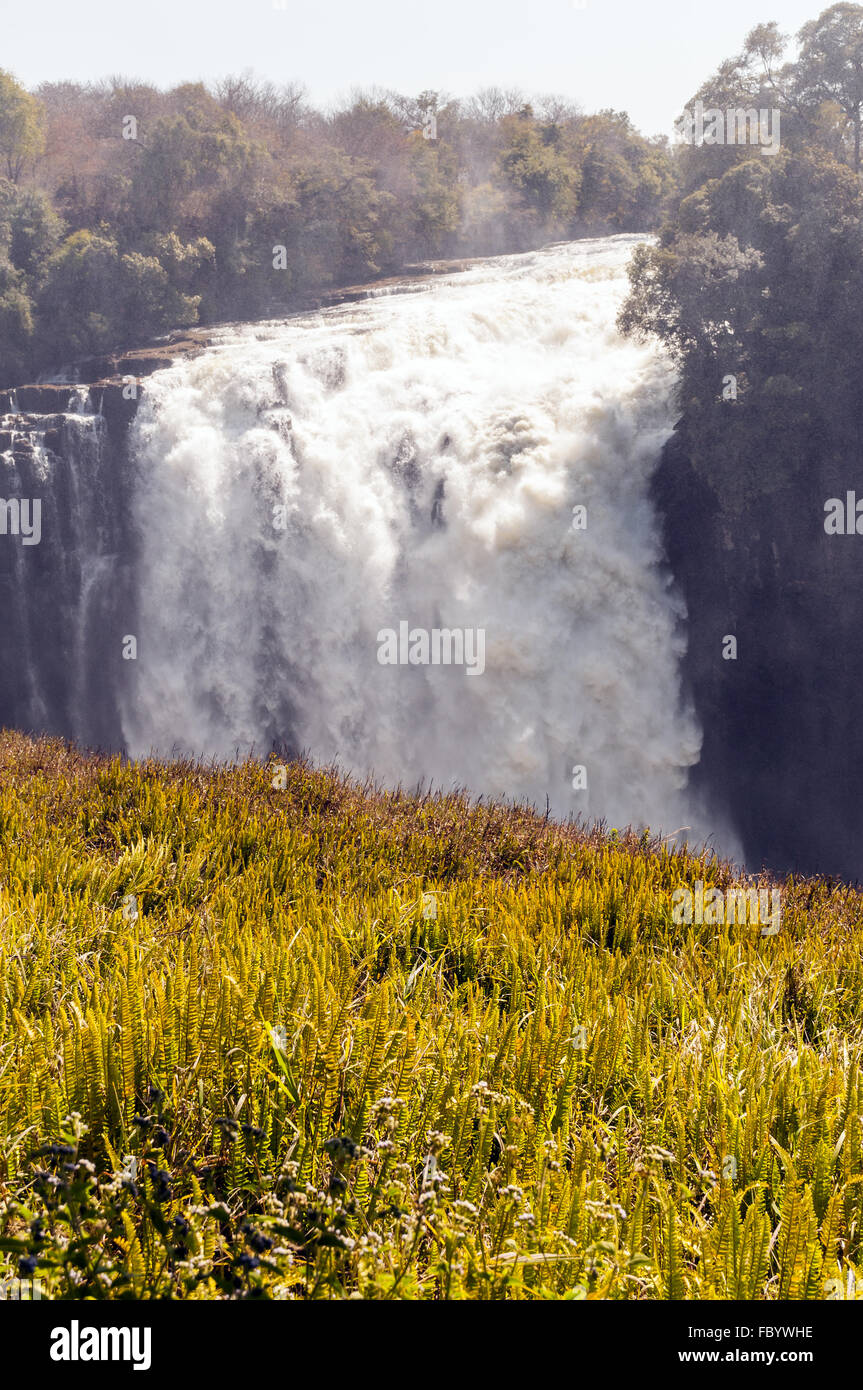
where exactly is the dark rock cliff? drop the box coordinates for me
[654,420,863,881]
[0,336,213,748]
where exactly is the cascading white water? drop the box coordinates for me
[122,234,702,831]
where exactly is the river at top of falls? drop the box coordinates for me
[121,233,702,834]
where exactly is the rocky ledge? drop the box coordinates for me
[0,331,214,445]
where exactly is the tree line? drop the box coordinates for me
[0,71,673,385]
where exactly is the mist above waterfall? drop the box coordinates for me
[119,234,701,834]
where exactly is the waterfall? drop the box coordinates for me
[119,234,701,830]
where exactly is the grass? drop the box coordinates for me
[0,730,862,1300]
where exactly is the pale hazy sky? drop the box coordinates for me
[3,0,823,137]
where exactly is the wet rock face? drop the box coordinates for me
[654,425,863,882]
[0,329,217,749]
[0,416,64,455]
[1,333,211,442]
[0,352,183,748]
[0,403,132,749]
[2,385,71,414]
[0,384,134,452]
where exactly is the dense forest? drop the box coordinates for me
[621,3,863,464]
[622,2,863,878]
[0,71,671,384]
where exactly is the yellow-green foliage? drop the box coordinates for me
[1,731,862,1300]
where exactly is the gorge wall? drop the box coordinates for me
[655,418,863,882]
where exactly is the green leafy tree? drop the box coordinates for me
[405,131,461,258]
[0,70,44,182]
[796,3,863,169]
[38,228,199,360]
[0,179,63,282]
[128,89,260,234]
[621,143,863,508]
[286,151,395,288]
[118,250,200,338]
[494,110,579,241]
[0,257,34,381]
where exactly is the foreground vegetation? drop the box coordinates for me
[0,733,861,1300]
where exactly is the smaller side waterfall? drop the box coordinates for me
[0,387,131,746]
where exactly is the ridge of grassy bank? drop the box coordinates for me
[0,732,860,1300]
